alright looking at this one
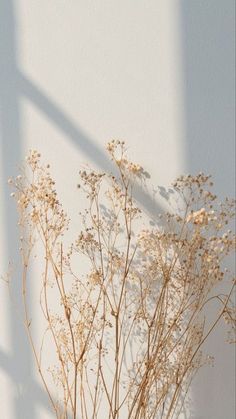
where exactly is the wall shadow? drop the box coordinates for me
[18,72,165,218]
[1,0,234,417]
[0,0,38,417]
[0,1,165,417]
[180,1,235,418]
[181,0,235,197]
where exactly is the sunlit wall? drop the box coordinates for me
[0,1,234,418]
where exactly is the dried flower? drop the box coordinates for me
[9,142,235,419]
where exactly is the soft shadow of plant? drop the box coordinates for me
[9,142,235,419]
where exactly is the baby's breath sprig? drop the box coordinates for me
[10,142,235,419]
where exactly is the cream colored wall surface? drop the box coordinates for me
[0,1,235,418]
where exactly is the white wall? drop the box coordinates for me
[0,1,235,418]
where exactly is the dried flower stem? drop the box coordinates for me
[10,143,235,418]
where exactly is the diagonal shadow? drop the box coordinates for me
[0,1,165,418]
[18,72,165,218]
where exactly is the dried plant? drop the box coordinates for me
[9,141,235,419]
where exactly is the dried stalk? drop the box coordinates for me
[9,142,235,418]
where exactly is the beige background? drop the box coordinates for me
[0,1,235,418]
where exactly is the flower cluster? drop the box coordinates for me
[187,208,209,225]
[107,139,145,178]
[10,142,235,419]
[10,153,68,243]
